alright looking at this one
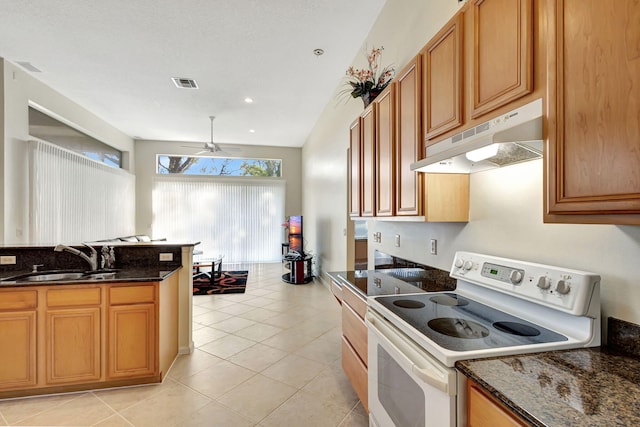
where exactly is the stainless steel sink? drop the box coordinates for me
[1,269,119,282]
[20,272,87,282]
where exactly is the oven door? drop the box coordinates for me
[366,309,457,427]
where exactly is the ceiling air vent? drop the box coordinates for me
[171,77,198,89]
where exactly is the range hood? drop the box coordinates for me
[411,98,543,174]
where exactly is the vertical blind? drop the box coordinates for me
[29,140,135,244]
[152,176,285,263]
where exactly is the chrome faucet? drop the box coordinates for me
[54,243,98,271]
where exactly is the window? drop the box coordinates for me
[29,107,123,168]
[157,155,282,177]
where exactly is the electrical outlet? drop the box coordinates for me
[0,255,16,265]
[395,234,400,247]
[430,239,437,255]
[159,253,173,262]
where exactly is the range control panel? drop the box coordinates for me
[451,252,600,316]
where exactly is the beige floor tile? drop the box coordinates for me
[210,316,256,333]
[338,406,369,427]
[227,343,289,372]
[236,307,279,322]
[261,354,327,389]
[302,365,359,412]
[166,349,224,381]
[199,334,257,359]
[260,328,318,352]
[217,374,297,423]
[294,335,342,365]
[0,393,81,425]
[92,414,134,427]
[93,379,177,412]
[16,393,116,426]
[179,360,256,399]
[233,322,284,342]
[258,389,350,427]
[192,310,234,326]
[119,382,211,427]
[177,400,255,427]
[192,325,229,347]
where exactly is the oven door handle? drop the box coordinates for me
[366,311,456,396]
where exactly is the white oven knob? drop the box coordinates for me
[555,280,571,294]
[454,259,463,269]
[509,270,523,284]
[463,260,473,271]
[536,276,551,290]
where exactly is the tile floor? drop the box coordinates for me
[0,263,368,427]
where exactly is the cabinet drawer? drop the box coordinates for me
[468,381,525,427]
[342,336,368,412]
[341,284,366,319]
[47,287,101,307]
[342,303,368,366]
[109,285,156,305]
[331,281,342,303]
[0,290,37,310]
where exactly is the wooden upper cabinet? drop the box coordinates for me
[471,0,533,118]
[349,118,361,217]
[423,12,464,141]
[361,104,376,217]
[545,0,640,223]
[375,85,395,217]
[396,56,423,216]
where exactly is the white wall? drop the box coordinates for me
[134,140,302,238]
[301,0,640,330]
[1,59,135,244]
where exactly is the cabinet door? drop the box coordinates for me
[349,118,361,217]
[0,311,37,389]
[471,0,533,118]
[361,104,376,217]
[546,0,640,222]
[46,308,101,384]
[108,303,156,379]
[468,381,525,426]
[375,85,395,217]
[396,56,423,216]
[423,12,464,141]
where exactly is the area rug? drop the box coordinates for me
[193,271,248,295]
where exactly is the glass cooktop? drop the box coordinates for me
[374,292,568,352]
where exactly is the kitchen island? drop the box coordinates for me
[0,242,197,399]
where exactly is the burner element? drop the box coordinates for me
[428,318,490,339]
[493,321,541,337]
[393,300,426,309]
[430,294,469,306]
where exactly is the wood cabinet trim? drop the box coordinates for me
[341,336,368,412]
[471,0,533,118]
[342,302,368,366]
[361,103,377,217]
[341,285,367,319]
[349,118,362,217]
[423,11,464,140]
[0,290,38,310]
[468,380,526,426]
[375,84,396,217]
[0,311,37,389]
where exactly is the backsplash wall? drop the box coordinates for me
[367,159,640,334]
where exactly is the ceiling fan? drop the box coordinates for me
[181,116,242,155]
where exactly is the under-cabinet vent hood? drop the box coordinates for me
[411,98,543,174]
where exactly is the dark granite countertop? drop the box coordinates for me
[457,347,640,426]
[327,268,455,298]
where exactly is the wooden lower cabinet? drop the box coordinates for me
[340,285,368,412]
[0,278,177,397]
[468,380,526,427]
[46,307,101,384]
[108,303,156,379]
[0,310,37,390]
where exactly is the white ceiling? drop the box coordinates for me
[0,0,386,147]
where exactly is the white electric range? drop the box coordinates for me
[366,251,601,427]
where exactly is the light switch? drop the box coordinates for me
[159,253,173,262]
[395,234,400,247]
[0,256,16,265]
[430,239,437,255]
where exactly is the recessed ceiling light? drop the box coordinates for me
[313,48,324,56]
[249,129,256,133]
[244,97,254,103]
